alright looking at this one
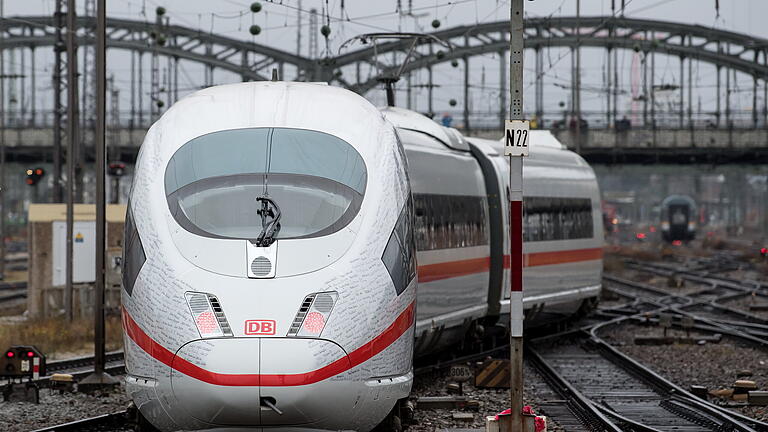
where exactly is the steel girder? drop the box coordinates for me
[0,15,313,81]
[336,16,768,93]
[0,15,766,93]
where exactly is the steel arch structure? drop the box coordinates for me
[337,16,768,93]
[2,15,767,87]
[0,15,313,81]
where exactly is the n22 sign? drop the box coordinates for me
[504,120,530,157]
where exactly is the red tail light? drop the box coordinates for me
[636,233,646,239]
[302,312,326,334]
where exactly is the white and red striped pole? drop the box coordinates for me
[32,356,40,381]
[505,0,528,431]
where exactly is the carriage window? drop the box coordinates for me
[523,197,593,241]
[412,194,489,251]
[165,128,367,240]
[122,203,145,296]
[382,199,417,295]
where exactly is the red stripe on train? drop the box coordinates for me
[417,247,603,283]
[122,301,415,387]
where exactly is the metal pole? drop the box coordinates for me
[53,0,64,203]
[79,0,118,391]
[463,52,470,133]
[607,46,612,126]
[642,46,648,126]
[130,51,135,128]
[679,55,685,129]
[94,0,107,377]
[296,0,302,56]
[535,45,543,125]
[651,49,656,131]
[575,0,581,152]
[716,66,721,128]
[726,55,731,128]
[30,46,35,127]
[428,65,434,117]
[499,50,505,130]
[138,52,143,127]
[507,1,524,431]
[65,0,79,322]
[688,55,693,129]
[0,0,5,280]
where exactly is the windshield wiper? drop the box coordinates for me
[255,196,281,247]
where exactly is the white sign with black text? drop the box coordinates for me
[504,119,530,157]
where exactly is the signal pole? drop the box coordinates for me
[80,0,117,391]
[502,0,528,430]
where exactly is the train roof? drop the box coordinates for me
[380,107,471,151]
[147,81,390,163]
[662,194,697,207]
[465,132,590,169]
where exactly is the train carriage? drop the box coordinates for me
[122,83,603,431]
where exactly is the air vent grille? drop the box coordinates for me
[313,294,334,313]
[251,256,272,276]
[208,295,233,336]
[187,294,209,315]
[287,294,315,336]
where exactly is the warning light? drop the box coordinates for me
[302,312,325,334]
[760,247,767,257]
[26,351,34,358]
[649,226,656,233]
[672,240,682,246]
[25,167,45,186]
[6,351,13,358]
[611,218,618,225]
[636,233,646,240]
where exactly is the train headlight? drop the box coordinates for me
[287,291,338,337]
[661,222,670,231]
[185,292,234,338]
[687,222,696,231]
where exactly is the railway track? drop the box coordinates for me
[530,330,766,432]
[522,257,768,432]
[32,409,132,432]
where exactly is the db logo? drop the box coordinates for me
[244,320,276,335]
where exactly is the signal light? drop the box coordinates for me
[26,351,34,358]
[672,240,682,246]
[6,351,13,358]
[760,247,767,258]
[25,167,45,186]
[302,312,326,334]
[636,233,646,240]
[108,162,126,177]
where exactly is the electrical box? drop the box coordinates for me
[52,221,96,287]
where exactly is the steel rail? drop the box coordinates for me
[31,409,130,432]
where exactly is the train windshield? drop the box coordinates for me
[165,128,367,240]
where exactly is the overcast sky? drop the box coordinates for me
[3,0,767,128]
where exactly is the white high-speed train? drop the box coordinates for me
[121,82,603,431]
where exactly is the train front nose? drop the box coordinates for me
[170,338,358,428]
